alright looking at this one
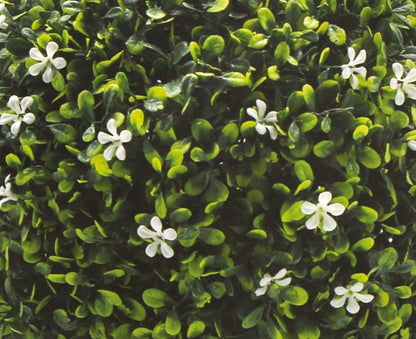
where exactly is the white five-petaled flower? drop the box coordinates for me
[389,62,416,106]
[29,41,67,83]
[341,48,367,90]
[0,175,18,208]
[0,95,35,136]
[97,118,132,161]
[330,282,374,314]
[254,268,291,296]
[246,99,279,140]
[137,216,177,258]
[301,191,345,232]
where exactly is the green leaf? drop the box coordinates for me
[166,310,181,336]
[221,72,250,87]
[49,124,77,143]
[258,7,276,33]
[52,71,65,92]
[184,172,210,196]
[242,305,265,329]
[187,320,206,338]
[281,201,304,222]
[142,289,173,308]
[5,154,22,169]
[357,146,381,169]
[274,41,290,66]
[78,90,95,121]
[315,80,340,108]
[327,24,346,45]
[351,237,374,252]
[191,119,213,142]
[294,160,314,182]
[281,286,309,305]
[313,140,335,158]
[181,74,198,99]
[298,113,318,132]
[91,154,112,177]
[296,316,320,339]
[53,309,72,330]
[170,208,192,223]
[378,247,398,272]
[118,297,146,321]
[203,35,225,55]
[199,228,225,245]
[354,206,378,223]
[207,0,229,13]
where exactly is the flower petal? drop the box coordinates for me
[137,225,156,239]
[7,95,21,113]
[145,241,159,257]
[10,120,22,136]
[264,111,278,123]
[275,268,287,280]
[150,216,163,233]
[115,145,126,161]
[29,62,46,76]
[390,78,398,89]
[119,130,132,143]
[163,228,177,241]
[0,114,17,124]
[20,96,34,112]
[354,66,367,78]
[354,49,366,65]
[103,144,116,160]
[256,99,266,119]
[394,88,405,106]
[255,123,267,135]
[46,41,59,58]
[354,293,374,303]
[347,47,355,63]
[301,201,318,215]
[305,212,320,230]
[23,113,35,124]
[265,125,278,140]
[42,66,53,83]
[403,69,416,83]
[318,191,332,206]
[326,203,345,216]
[29,48,45,61]
[246,107,259,121]
[351,74,359,90]
[254,285,268,296]
[276,277,291,286]
[392,63,403,79]
[52,57,67,70]
[346,296,360,314]
[322,213,337,232]
[350,282,364,292]
[342,66,351,79]
[408,140,416,151]
[160,241,174,258]
[106,118,118,136]
[404,84,416,100]
[259,274,272,287]
[334,286,348,295]
[330,295,347,308]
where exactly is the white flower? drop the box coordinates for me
[0,175,18,208]
[341,48,367,90]
[246,99,278,140]
[0,14,7,30]
[137,216,177,258]
[29,41,67,83]
[408,140,416,151]
[301,191,345,232]
[0,95,35,136]
[254,268,291,296]
[330,282,374,314]
[389,63,416,106]
[97,118,132,161]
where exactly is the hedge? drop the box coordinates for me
[0,0,416,338]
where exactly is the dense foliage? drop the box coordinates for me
[1,0,416,338]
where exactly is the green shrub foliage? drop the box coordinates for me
[1,0,416,337]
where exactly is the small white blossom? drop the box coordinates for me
[389,62,416,106]
[341,48,367,89]
[246,99,278,140]
[330,282,374,314]
[255,268,291,296]
[29,41,67,83]
[0,175,18,208]
[0,14,7,30]
[0,95,35,136]
[301,191,345,232]
[137,216,177,258]
[408,140,416,151]
[97,118,132,161]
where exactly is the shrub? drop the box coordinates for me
[0,0,416,338]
